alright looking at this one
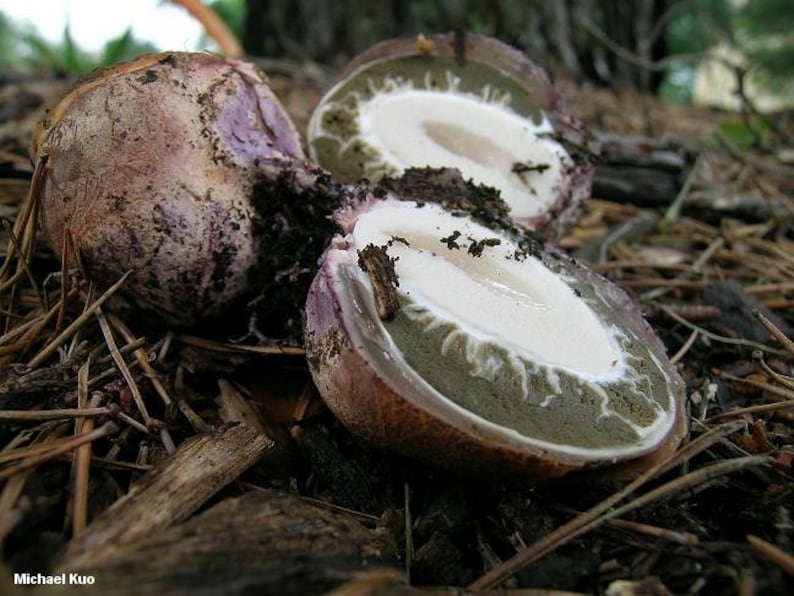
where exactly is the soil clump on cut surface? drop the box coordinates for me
[0,67,792,595]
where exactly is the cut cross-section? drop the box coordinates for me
[305,199,687,481]
[307,32,596,238]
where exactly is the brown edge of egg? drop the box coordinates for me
[30,53,174,161]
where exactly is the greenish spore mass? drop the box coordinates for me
[312,55,547,182]
[383,276,671,451]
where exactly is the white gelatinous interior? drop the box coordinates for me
[352,202,625,379]
[357,89,570,219]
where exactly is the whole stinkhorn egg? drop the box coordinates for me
[31,52,307,328]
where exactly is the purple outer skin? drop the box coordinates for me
[304,199,688,483]
[309,32,598,241]
[32,52,305,327]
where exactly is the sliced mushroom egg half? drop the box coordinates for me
[307,33,595,238]
[305,199,687,480]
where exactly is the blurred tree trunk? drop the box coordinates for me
[242,0,669,90]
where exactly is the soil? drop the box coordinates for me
[0,62,792,595]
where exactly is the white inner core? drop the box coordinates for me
[358,90,570,219]
[352,203,624,378]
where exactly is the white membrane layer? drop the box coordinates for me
[352,202,625,379]
[356,89,570,219]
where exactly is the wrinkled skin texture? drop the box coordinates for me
[32,52,304,327]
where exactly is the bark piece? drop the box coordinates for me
[703,281,793,344]
[48,490,401,595]
[592,133,693,206]
[57,422,272,570]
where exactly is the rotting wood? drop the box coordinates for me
[592,132,693,207]
[50,490,401,596]
[56,422,272,570]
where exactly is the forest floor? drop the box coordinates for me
[0,62,792,595]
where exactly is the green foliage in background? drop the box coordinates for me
[718,115,772,148]
[735,0,794,88]
[665,0,734,55]
[0,11,34,73]
[1,0,791,103]
[659,0,734,103]
[205,0,245,43]
[0,9,157,77]
[0,0,249,76]
[660,0,794,103]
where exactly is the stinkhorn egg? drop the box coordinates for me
[305,197,687,481]
[307,32,596,238]
[31,51,327,332]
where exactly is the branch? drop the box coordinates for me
[576,14,738,72]
[648,0,701,47]
[170,0,243,59]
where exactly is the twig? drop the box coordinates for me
[95,308,151,423]
[85,456,153,473]
[57,422,272,570]
[0,474,28,543]
[706,400,794,421]
[554,504,699,545]
[664,155,702,223]
[747,282,794,295]
[108,313,172,406]
[671,329,699,365]
[647,0,699,47]
[26,271,131,368]
[607,455,771,520]
[660,305,787,355]
[174,366,211,434]
[405,482,414,583]
[754,310,794,358]
[159,429,177,454]
[576,14,738,72]
[473,455,768,590]
[173,333,305,355]
[97,314,174,450]
[715,369,794,402]
[605,518,699,545]
[0,407,111,422]
[290,493,380,523]
[170,0,243,58]
[0,154,45,284]
[1,219,45,310]
[755,353,794,391]
[639,236,724,302]
[468,420,747,589]
[0,436,88,465]
[86,358,143,391]
[57,234,72,332]
[692,236,726,274]
[71,361,95,537]
[747,535,794,576]
[113,411,150,435]
[158,331,174,362]
[0,422,119,481]
[0,288,79,362]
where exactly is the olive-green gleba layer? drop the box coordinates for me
[304,198,687,481]
[307,32,596,240]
